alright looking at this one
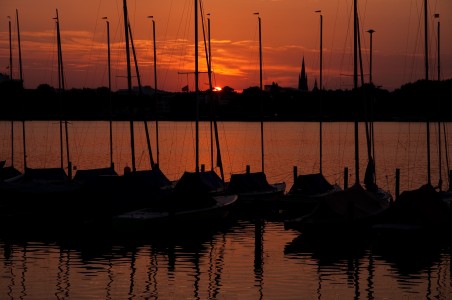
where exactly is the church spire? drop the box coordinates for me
[298,56,308,91]
[312,78,319,92]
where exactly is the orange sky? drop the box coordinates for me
[1,0,451,92]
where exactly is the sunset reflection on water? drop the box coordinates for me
[1,121,451,299]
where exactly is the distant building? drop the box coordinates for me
[0,72,10,83]
[312,79,319,92]
[0,72,23,91]
[298,57,308,91]
[264,82,280,92]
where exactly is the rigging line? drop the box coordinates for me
[128,20,156,169]
[82,0,104,89]
[111,0,124,91]
[410,1,423,83]
[403,0,414,84]
[144,19,153,90]
[357,13,365,87]
[174,0,192,90]
[159,0,175,91]
[325,0,341,90]
[9,16,16,79]
[199,0,210,84]
[129,0,137,32]
[219,121,233,177]
[409,1,420,83]
[359,0,370,73]
[428,0,439,79]
[49,23,58,90]
[338,0,353,90]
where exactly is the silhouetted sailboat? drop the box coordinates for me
[225,13,285,207]
[202,9,227,191]
[280,12,342,214]
[435,13,452,209]
[1,11,23,182]
[371,0,451,238]
[0,10,83,229]
[3,9,73,186]
[111,0,238,232]
[72,17,117,184]
[284,0,392,236]
[77,0,174,221]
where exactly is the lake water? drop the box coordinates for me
[1,121,451,299]
[2,120,450,193]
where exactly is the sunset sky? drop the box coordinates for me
[1,0,451,93]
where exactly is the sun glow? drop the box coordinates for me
[213,86,222,91]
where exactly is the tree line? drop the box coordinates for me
[1,79,451,122]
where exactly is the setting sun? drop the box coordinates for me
[213,86,222,92]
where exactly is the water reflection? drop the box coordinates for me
[55,248,70,299]
[2,121,452,298]
[284,233,369,266]
[1,219,231,299]
[254,218,264,300]
[207,233,226,300]
[284,233,370,300]
[0,218,451,299]
[371,235,446,276]
[284,231,451,299]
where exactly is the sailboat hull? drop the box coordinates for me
[111,194,238,234]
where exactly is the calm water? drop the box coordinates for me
[0,218,450,300]
[1,121,451,299]
[2,120,450,193]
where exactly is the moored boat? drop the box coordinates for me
[112,193,238,234]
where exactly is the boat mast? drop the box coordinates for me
[16,9,26,169]
[147,16,160,167]
[200,10,214,172]
[436,14,440,82]
[367,29,375,85]
[255,12,264,173]
[315,10,323,174]
[55,11,63,170]
[210,16,224,182]
[319,11,323,174]
[103,17,114,170]
[16,10,23,83]
[195,0,199,173]
[123,0,136,172]
[435,13,442,190]
[424,0,429,81]
[202,10,225,182]
[128,21,155,169]
[353,0,360,185]
[357,14,365,87]
[8,16,13,80]
[153,18,160,167]
[8,16,14,168]
[424,0,431,186]
[55,9,72,178]
[208,14,214,171]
